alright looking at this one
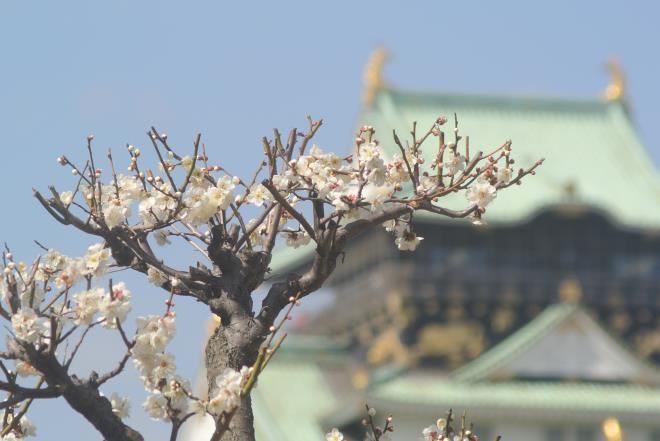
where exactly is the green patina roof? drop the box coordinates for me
[368,89,660,229]
[371,378,660,419]
[252,336,346,441]
[269,89,660,275]
[253,360,335,441]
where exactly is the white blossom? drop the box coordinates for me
[43,249,66,271]
[162,376,191,413]
[73,287,104,325]
[395,229,423,251]
[82,243,111,277]
[15,361,39,378]
[422,425,437,441]
[11,309,47,344]
[497,166,513,185]
[99,282,132,328]
[246,184,270,207]
[283,231,311,249]
[325,428,344,441]
[362,183,393,210]
[466,178,497,208]
[143,394,169,420]
[444,152,466,176]
[191,399,208,416]
[103,198,131,229]
[59,191,73,206]
[110,393,131,419]
[147,267,168,286]
[207,367,250,416]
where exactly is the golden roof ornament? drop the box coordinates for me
[603,57,626,101]
[362,45,390,107]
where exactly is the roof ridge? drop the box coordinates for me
[451,302,660,384]
[451,303,576,382]
[380,87,612,110]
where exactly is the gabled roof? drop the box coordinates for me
[451,302,660,384]
[269,88,660,274]
[366,89,660,230]
[365,304,660,422]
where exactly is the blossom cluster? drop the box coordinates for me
[1,243,128,346]
[0,235,252,431]
[133,314,191,421]
[0,415,36,441]
[46,118,533,264]
[327,408,487,441]
[5,119,536,439]
[206,366,251,416]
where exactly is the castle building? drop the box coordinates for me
[185,50,660,441]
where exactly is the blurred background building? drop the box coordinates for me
[190,49,660,441]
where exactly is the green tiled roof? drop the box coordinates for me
[367,89,660,229]
[269,89,660,274]
[371,378,660,418]
[252,336,346,441]
[253,360,336,441]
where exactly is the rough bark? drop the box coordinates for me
[205,318,264,441]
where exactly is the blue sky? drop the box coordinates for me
[0,1,658,439]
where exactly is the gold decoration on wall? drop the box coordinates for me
[447,303,465,321]
[411,322,485,366]
[610,311,631,332]
[603,58,626,101]
[362,46,390,107]
[367,327,410,366]
[635,330,660,358]
[492,307,516,333]
[558,277,582,303]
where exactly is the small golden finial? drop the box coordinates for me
[558,276,582,303]
[604,57,626,101]
[362,45,390,107]
[602,418,623,441]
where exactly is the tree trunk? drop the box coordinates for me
[205,319,262,441]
